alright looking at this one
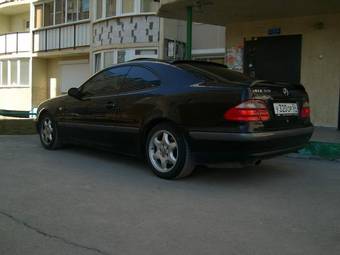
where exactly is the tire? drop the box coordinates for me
[145,123,195,179]
[38,113,63,150]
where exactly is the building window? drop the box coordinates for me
[10,60,18,86]
[104,51,115,68]
[67,0,78,22]
[0,61,8,86]
[122,0,135,14]
[96,0,103,19]
[55,0,66,24]
[20,59,29,85]
[95,0,159,20]
[117,50,126,64]
[79,0,90,20]
[35,0,90,28]
[44,2,54,27]
[94,48,158,72]
[141,0,158,13]
[0,59,30,87]
[94,53,102,73]
[106,0,116,17]
[35,4,44,28]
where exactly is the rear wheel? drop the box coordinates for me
[38,114,62,150]
[146,123,195,179]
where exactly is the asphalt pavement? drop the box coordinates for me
[0,135,339,255]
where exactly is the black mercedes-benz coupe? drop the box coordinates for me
[36,60,313,179]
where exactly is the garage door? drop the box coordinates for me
[60,61,90,93]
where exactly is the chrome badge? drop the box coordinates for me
[283,88,290,96]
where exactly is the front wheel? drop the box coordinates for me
[38,114,62,150]
[146,123,195,179]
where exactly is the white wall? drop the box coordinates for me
[59,60,90,92]
[163,18,187,42]
[192,23,225,50]
[0,87,31,111]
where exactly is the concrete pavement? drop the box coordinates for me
[0,135,340,255]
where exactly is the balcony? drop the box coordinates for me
[33,21,91,53]
[0,32,30,55]
[93,15,160,48]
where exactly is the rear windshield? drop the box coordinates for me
[177,63,251,83]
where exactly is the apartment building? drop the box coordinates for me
[159,0,340,128]
[0,0,225,115]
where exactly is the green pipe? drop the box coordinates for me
[0,110,31,118]
[186,6,193,60]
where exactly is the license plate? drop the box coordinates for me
[273,103,299,116]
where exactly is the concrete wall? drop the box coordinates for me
[0,87,31,110]
[32,58,48,108]
[0,15,10,34]
[10,12,29,32]
[226,14,340,127]
[31,56,90,108]
[46,56,89,97]
[0,12,29,34]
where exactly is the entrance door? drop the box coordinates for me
[244,35,302,83]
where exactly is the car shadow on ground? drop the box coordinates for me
[59,144,297,185]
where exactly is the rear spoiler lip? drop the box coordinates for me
[250,80,304,88]
[250,80,269,87]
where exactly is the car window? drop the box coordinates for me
[177,63,251,83]
[81,66,131,97]
[121,66,161,93]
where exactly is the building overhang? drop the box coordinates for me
[158,0,340,25]
[0,0,30,15]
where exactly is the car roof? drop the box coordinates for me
[128,58,228,68]
[95,59,229,78]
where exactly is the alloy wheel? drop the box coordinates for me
[148,130,179,173]
[40,118,54,146]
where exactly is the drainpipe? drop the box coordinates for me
[186,6,193,60]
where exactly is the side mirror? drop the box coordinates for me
[68,88,81,99]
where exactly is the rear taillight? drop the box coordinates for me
[301,101,311,119]
[224,100,270,122]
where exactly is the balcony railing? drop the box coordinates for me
[33,21,91,52]
[0,32,30,54]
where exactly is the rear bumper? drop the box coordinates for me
[190,126,314,142]
[188,126,314,164]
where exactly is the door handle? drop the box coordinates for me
[105,102,116,110]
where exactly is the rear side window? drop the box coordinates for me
[177,63,251,83]
[122,66,161,92]
[81,66,130,97]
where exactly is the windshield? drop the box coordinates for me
[177,63,252,83]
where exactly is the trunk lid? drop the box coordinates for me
[248,80,311,131]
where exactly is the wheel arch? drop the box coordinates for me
[36,108,50,130]
[140,117,186,155]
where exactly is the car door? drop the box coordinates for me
[57,76,98,143]
[78,66,131,148]
[114,65,161,155]
[59,66,131,148]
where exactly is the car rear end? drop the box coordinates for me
[175,61,313,165]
